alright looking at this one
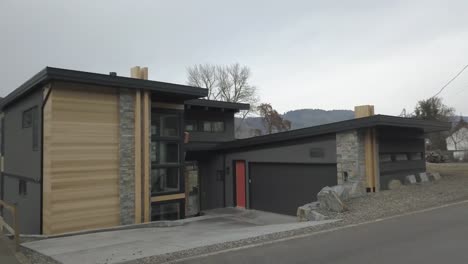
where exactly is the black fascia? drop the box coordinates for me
[185,99,250,112]
[0,67,208,110]
[216,115,451,151]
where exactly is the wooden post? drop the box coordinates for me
[142,91,151,222]
[141,67,148,80]
[355,105,377,192]
[13,206,19,252]
[130,66,141,78]
[134,90,142,224]
[0,200,20,251]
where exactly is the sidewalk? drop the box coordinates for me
[22,210,336,264]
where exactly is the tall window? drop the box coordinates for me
[22,106,39,151]
[151,110,183,196]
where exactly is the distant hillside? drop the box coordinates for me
[235,109,354,138]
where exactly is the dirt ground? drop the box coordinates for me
[427,162,468,177]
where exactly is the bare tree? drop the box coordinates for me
[186,63,259,130]
[187,64,218,100]
[257,103,291,134]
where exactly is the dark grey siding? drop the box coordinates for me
[377,126,426,189]
[223,134,337,208]
[2,88,43,234]
[184,109,235,142]
[198,154,225,210]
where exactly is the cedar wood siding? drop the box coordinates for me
[42,81,120,235]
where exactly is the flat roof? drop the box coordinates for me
[185,99,250,111]
[217,115,451,150]
[0,67,208,110]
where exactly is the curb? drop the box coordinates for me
[168,199,468,263]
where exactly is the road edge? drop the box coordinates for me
[171,199,468,263]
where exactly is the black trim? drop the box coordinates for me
[40,86,52,234]
[2,172,40,183]
[216,115,451,151]
[0,67,207,110]
[185,99,249,112]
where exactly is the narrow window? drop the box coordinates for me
[22,106,39,151]
[22,108,33,128]
[212,121,225,132]
[202,121,212,132]
[32,107,39,151]
[19,180,27,196]
[184,120,198,132]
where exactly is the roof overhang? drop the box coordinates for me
[217,115,451,151]
[0,67,208,110]
[185,99,250,112]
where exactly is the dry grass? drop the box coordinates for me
[427,162,468,177]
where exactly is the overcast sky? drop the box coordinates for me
[1,0,468,115]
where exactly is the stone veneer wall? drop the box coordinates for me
[336,130,366,194]
[119,89,135,225]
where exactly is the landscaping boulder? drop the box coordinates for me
[317,187,347,212]
[418,172,430,183]
[297,202,327,222]
[404,175,417,185]
[329,182,362,201]
[428,172,442,181]
[388,179,402,190]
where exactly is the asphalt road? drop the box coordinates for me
[178,201,468,264]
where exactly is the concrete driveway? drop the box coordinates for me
[22,208,335,264]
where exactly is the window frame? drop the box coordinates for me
[151,109,185,196]
[22,108,34,128]
[184,120,198,132]
[151,199,185,221]
[184,120,226,133]
[19,179,27,196]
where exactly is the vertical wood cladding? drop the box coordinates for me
[42,83,120,235]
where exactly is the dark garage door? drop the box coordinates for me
[249,163,337,216]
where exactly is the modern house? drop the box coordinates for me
[0,67,450,235]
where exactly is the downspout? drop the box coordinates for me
[223,152,226,207]
[40,85,52,234]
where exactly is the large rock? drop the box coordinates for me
[297,202,327,222]
[428,172,442,181]
[404,175,417,185]
[317,187,347,212]
[388,179,402,190]
[329,182,362,201]
[418,172,430,183]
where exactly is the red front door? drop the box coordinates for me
[235,161,246,208]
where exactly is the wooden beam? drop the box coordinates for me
[150,193,185,203]
[131,66,141,79]
[134,90,142,224]
[364,128,378,191]
[354,105,374,118]
[141,67,148,80]
[142,90,151,222]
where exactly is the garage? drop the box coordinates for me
[248,162,337,215]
